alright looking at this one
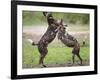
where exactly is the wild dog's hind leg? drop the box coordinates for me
[76,53,82,65]
[72,54,75,65]
[72,48,76,65]
[68,52,75,66]
[39,47,48,67]
[72,46,82,65]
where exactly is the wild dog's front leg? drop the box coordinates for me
[55,25,61,33]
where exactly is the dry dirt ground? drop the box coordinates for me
[23,60,89,68]
[23,26,89,44]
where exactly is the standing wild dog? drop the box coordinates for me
[58,19,83,65]
[32,12,62,67]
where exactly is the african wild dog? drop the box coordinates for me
[58,19,83,65]
[32,12,62,67]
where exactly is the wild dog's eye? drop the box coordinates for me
[64,27,66,29]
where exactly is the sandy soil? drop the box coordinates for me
[23,26,89,43]
[23,59,89,68]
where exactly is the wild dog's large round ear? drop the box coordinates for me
[48,13,53,18]
[60,19,63,25]
[43,12,48,17]
[43,12,52,17]
[61,19,68,27]
[64,24,68,27]
[64,21,68,27]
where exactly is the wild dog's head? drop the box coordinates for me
[58,19,68,39]
[43,12,52,18]
[59,19,68,33]
[43,12,55,26]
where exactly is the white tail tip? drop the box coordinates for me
[27,39,33,44]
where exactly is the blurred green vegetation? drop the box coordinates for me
[22,11,89,26]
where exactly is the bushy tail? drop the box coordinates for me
[27,39,38,46]
[32,42,38,46]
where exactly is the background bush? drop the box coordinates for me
[22,11,89,26]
